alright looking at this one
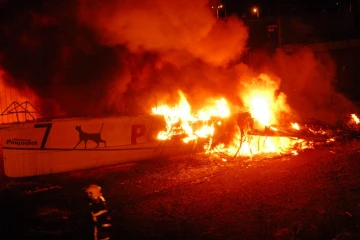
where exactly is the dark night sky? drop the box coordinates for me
[225,0,353,16]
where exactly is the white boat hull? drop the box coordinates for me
[0,115,197,178]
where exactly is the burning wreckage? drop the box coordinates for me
[152,92,360,159]
[1,84,360,178]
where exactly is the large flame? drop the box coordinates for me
[241,74,290,128]
[152,74,312,157]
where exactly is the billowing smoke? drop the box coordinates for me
[77,0,249,113]
[0,0,355,124]
[273,48,355,123]
[77,0,247,66]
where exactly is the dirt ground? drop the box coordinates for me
[2,141,360,240]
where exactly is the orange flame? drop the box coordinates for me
[152,90,229,143]
[241,74,290,129]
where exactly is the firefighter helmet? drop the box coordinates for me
[85,184,102,199]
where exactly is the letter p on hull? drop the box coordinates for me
[131,124,146,144]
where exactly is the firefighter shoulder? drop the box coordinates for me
[85,184,112,226]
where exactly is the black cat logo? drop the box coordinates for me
[74,123,106,149]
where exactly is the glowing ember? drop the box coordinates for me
[216,135,307,157]
[351,114,359,124]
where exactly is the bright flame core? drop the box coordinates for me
[351,114,359,124]
[248,94,271,126]
[241,74,290,129]
[291,123,300,130]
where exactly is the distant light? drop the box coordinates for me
[218,4,223,9]
[252,6,259,17]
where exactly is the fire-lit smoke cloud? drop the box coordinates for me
[77,0,247,66]
[0,0,355,124]
[77,0,249,113]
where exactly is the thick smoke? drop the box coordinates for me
[77,0,247,66]
[0,0,355,124]
[77,0,249,113]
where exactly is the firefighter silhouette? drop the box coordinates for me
[85,184,112,240]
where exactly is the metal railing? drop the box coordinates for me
[0,101,43,123]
